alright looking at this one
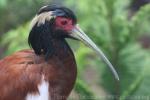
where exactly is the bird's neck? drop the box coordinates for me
[40,38,77,99]
[47,38,74,60]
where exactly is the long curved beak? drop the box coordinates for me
[69,24,119,81]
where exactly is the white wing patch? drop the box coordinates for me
[26,75,50,100]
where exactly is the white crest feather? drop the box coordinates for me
[30,11,54,28]
[39,5,48,11]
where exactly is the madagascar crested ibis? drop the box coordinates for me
[0,5,119,100]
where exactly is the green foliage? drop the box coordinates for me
[74,79,95,99]
[75,45,92,75]
[0,23,29,56]
[0,0,7,8]
[0,0,51,33]
[66,0,150,99]
[131,4,150,36]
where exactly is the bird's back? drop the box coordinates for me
[0,49,77,100]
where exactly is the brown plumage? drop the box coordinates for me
[0,5,119,100]
[0,42,76,100]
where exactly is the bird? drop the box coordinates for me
[0,5,119,100]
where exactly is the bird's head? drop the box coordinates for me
[28,5,119,81]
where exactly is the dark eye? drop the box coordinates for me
[61,20,68,25]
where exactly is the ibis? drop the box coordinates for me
[0,5,119,100]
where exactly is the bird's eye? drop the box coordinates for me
[55,17,73,31]
[61,20,68,25]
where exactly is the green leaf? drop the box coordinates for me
[0,0,7,8]
[74,79,95,100]
[1,23,29,56]
[130,4,150,37]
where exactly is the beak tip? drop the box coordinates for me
[116,76,120,81]
[114,72,120,81]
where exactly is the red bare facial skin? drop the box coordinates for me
[55,16,74,31]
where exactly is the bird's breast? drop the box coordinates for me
[40,50,77,100]
[23,48,77,100]
[25,75,49,100]
[0,39,77,100]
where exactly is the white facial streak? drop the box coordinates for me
[30,12,53,28]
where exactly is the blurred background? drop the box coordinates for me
[0,0,150,100]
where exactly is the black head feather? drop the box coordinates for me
[38,5,77,23]
[28,5,77,60]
